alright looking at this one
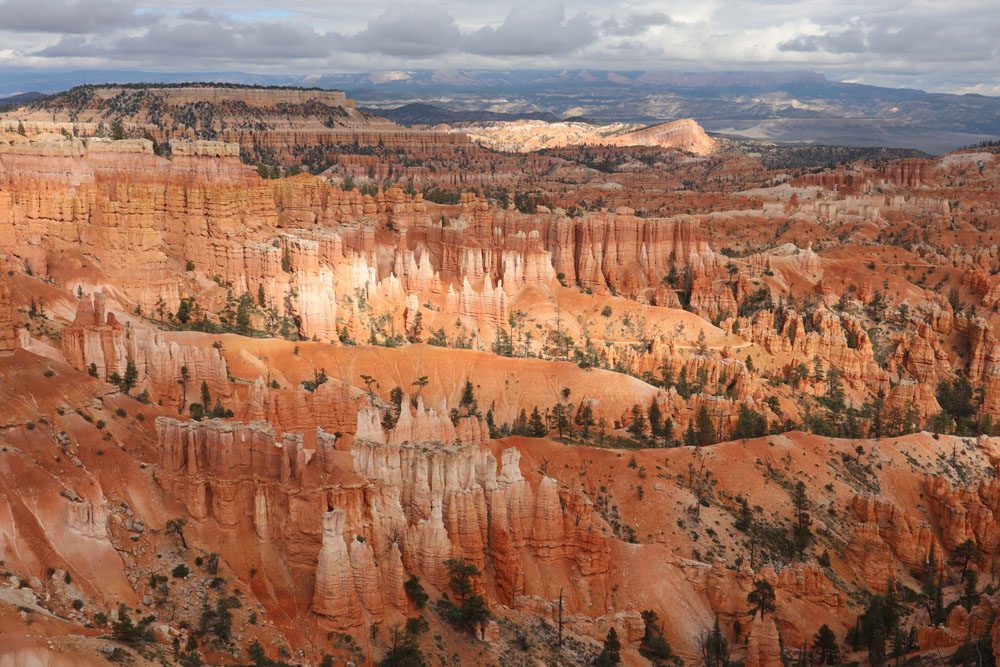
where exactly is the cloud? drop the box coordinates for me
[777,10,1000,63]
[779,26,867,54]
[339,7,461,57]
[464,3,596,56]
[37,18,332,60]
[0,0,156,34]
[601,12,675,37]
[3,0,998,94]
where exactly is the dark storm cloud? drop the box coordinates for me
[463,3,596,56]
[0,0,156,34]
[37,18,331,60]
[601,12,675,37]
[338,7,461,57]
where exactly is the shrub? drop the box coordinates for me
[403,576,429,609]
[110,604,155,644]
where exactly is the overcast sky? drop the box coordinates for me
[1,0,998,95]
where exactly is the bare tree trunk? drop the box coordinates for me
[558,588,564,647]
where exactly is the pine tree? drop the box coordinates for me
[647,401,663,442]
[120,360,138,394]
[792,481,813,559]
[460,380,477,415]
[922,546,945,624]
[578,403,595,437]
[699,616,730,667]
[734,404,767,439]
[594,628,621,666]
[961,569,979,611]
[695,405,716,446]
[528,407,546,437]
[812,624,840,664]
[952,538,977,581]
[747,579,776,618]
[627,404,647,438]
[514,408,529,436]
[200,381,211,410]
[684,421,698,446]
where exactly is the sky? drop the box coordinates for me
[0,0,998,95]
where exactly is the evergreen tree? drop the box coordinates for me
[200,381,211,410]
[661,417,674,445]
[377,628,427,667]
[176,297,193,324]
[436,559,489,632]
[922,546,945,624]
[120,360,138,394]
[647,401,663,443]
[492,328,514,357]
[812,624,840,664]
[594,628,621,666]
[952,538,977,581]
[684,421,698,446]
[747,579,776,618]
[627,404,647,438]
[792,481,813,559]
[735,496,753,532]
[639,610,678,664]
[676,367,691,399]
[578,403,595,437]
[961,569,979,612]
[699,616,730,667]
[514,408,529,436]
[460,380,478,415]
[695,405,716,446]
[552,401,572,439]
[734,404,767,439]
[528,407,546,437]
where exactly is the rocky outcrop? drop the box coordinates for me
[62,297,230,407]
[152,401,614,631]
[745,613,783,667]
[925,475,1000,554]
[888,323,951,386]
[155,418,309,522]
[127,328,232,407]
[456,117,717,155]
[736,308,886,396]
[62,292,125,378]
[845,523,896,590]
[850,496,937,575]
[0,271,16,354]
[313,510,362,627]
[968,318,1000,415]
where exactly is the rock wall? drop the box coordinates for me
[153,402,613,631]
[0,271,17,354]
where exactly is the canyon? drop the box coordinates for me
[0,84,999,666]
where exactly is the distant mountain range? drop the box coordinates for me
[0,91,47,110]
[360,102,561,126]
[1,68,998,153]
